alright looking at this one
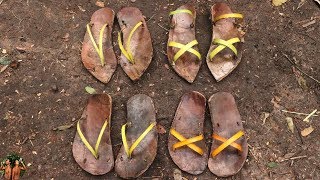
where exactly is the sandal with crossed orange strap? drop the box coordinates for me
[117,7,153,81]
[167,4,202,83]
[208,92,248,177]
[115,94,158,179]
[206,3,245,82]
[81,8,117,84]
[168,91,208,175]
[72,94,114,175]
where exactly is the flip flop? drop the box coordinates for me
[81,8,117,84]
[115,94,157,179]
[208,92,248,177]
[117,7,153,81]
[167,5,202,83]
[206,3,245,82]
[168,91,208,175]
[72,94,113,175]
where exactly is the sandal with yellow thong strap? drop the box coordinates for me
[72,94,113,175]
[208,92,248,177]
[206,3,245,82]
[117,7,153,81]
[81,7,117,84]
[115,94,158,179]
[167,4,202,83]
[168,91,208,175]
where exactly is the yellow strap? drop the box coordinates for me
[169,9,193,16]
[86,23,108,66]
[170,128,204,155]
[77,119,109,159]
[118,21,143,64]
[121,122,156,158]
[173,134,204,149]
[168,40,201,64]
[211,130,244,157]
[213,133,242,151]
[214,13,243,22]
[209,37,240,60]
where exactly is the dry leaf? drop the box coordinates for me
[95,1,105,7]
[272,0,288,6]
[286,117,294,133]
[293,67,308,90]
[262,112,270,125]
[301,126,314,136]
[156,124,166,134]
[271,97,281,109]
[53,124,74,131]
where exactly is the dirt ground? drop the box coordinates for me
[0,0,319,179]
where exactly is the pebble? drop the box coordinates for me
[131,0,136,2]
[51,85,58,92]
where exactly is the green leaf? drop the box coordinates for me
[0,56,11,65]
[267,162,278,168]
[85,86,96,94]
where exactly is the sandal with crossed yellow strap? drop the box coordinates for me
[168,91,208,175]
[208,92,248,177]
[206,3,245,82]
[81,8,117,84]
[167,5,202,83]
[115,94,158,179]
[72,94,114,175]
[117,7,153,81]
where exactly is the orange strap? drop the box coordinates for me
[211,130,244,157]
[170,128,204,155]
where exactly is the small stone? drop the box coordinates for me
[2,49,7,54]
[51,85,58,92]
[131,0,136,2]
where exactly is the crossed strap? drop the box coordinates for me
[168,9,201,65]
[118,21,143,64]
[209,13,244,61]
[121,122,156,158]
[170,128,204,155]
[77,119,109,159]
[211,130,244,157]
[86,23,108,66]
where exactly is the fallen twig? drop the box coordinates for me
[0,0,4,5]
[280,155,307,162]
[281,109,319,117]
[303,109,317,122]
[157,23,169,31]
[282,52,320,84]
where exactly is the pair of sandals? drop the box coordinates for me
[82,7,152,83]
[72,92,247,178]
[169,91,248,177]
[168,3,245,83]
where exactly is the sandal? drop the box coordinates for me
[81,8,117,84]
[168,91,208,175]
[115,94,158,179]
[117,7,153,81]
[206,3,245,81]
[72,94,113,175]
[208,92,248,177]
[167,4,202,83]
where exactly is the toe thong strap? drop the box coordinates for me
[77,119,109,159]
[118,21,143,64]
[170,128,204,155]
[121,122,156,158]
[211,130,244,157]
[169,9,193,16]
[87,23,108,66]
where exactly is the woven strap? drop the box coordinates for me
[168,40,201,65]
